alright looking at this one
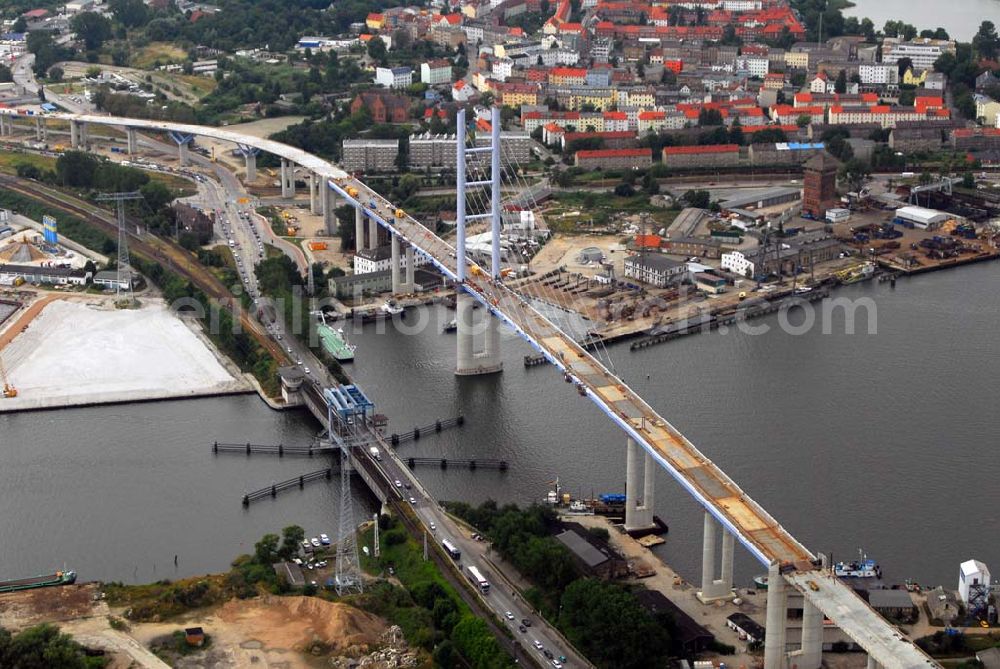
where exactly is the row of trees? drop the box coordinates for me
[0,624,107,669]
[446,501,676,668]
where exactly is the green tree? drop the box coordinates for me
[558,579,671,669]
[697,108,724,126]
[139,181,173,211]
[729,118,744,145]
[27,31,64,77]
[47,66,64,82]
[56,151,100,187]
[254,533,280,564]
[278,525,305,560]
[682,189,711,209]
[0,623,104,669]
[110,0,149,28]
[0,64,12,83]
[973,20,999,60]
[834,69,847,94]
[366,36,387,63]
[839,158,870,192]
[71,12,113,50]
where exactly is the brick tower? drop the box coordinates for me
[802,152,839,218]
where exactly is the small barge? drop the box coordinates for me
[0,570,77,594]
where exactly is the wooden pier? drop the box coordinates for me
[405,457,508,470]
[213,441,333,457]
[241,467,337,506]
[389,416,465,445]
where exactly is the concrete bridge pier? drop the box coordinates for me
[34,117,45,141]
[456,292,475,372]
[354,206,365,250]
[866,658,881,669]
[405,245,415,291]
[367,214,378,250]
[455,295,502,375]
[624,438,656,532]
[309,173,320,214]
[169,131,194,166]
[764,562,788,669]
[323,180,337,235]
[793,599,824,669]
[391,232,402,294]
[698,512,735,602]
[238,145,258,181]
[280,159,295,198]
[0,115,9,136]
[70,120,88,149]
[127,128,138,155]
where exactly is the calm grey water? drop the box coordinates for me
[2,261,999,589]
[844,0,995,41]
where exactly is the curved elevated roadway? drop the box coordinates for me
[0,108,939,669]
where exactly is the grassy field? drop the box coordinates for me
[0,151,57,175]
[132,42,188,69]
[545,190,678,232]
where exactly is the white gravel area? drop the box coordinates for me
[1,298,250,411]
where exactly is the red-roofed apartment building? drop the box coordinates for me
[662,144,741,168]
[575,148,652,169]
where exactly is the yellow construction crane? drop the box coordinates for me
[1,352,16,398]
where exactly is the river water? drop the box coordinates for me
[843,0,995,41]
[3,261,999,589]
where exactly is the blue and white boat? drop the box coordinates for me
[834,550,881,578]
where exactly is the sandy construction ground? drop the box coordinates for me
[0,297,250,411]
[125,596,389,669]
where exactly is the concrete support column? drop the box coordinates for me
[701,512,717,596]
[391,233,402,294]
[625,439,654,532]
[81,122,88,150]
[456,291,475,374]
[720,530,735,590]
[866,657,879,669]
[127,128,137,155]
[798,598,823,669]
[355,207,365,251]
[405,245,415,291]
[35,117,44,141]
[763,562,787,669]
[309,173,320,214]
[643,451,655,516]
[244,151,256,181]
[323,181,336,235]
[368,216,378,250]
[625,438,641,531]
[280,160,290,198]
[70,120,80,149]
[178,141,189,166]
[484,312,499,357]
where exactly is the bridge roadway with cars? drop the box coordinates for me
[0,108,939,669]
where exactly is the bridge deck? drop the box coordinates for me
[339,178,812,566]
[7,109,937,667]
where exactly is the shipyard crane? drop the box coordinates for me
[1,351,16,398]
